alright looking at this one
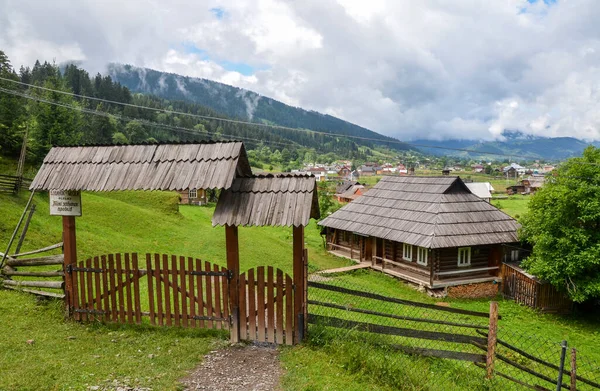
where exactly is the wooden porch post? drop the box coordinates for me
[62,216,77,316]
[365,237,372,265]
[293,225,306,343]
[225,224,240,343]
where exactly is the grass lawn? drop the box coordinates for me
[492,194,530,219]
[0,289,228,391]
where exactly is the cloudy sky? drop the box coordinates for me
[1,0,600,141]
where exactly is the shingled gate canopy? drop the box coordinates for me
[319,176,519,249]
[29,141,318,343]
[30,141,252,191]
[212,174,320,227]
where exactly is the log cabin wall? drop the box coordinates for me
[435,245,497,280]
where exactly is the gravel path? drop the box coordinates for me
[180,344,281,391]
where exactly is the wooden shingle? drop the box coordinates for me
[319,176,519,248]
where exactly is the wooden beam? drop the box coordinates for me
[486,301,499,379]
[2,279,64,289]
[6,255,64,266]
[225,225,240,343]
[11,242,63,258]
[63,216,77,315]
[293,225,305,343]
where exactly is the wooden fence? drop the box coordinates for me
[307,279,599,390]
[64,253,296,344]
[1,243,65,298]
[0,175,32,194]
[502,263,572,314]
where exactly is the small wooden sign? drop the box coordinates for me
[50,190,82,216]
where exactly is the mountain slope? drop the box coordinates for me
[413,132,597,160]
[107,64,409,150]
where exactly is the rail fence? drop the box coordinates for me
[0,175,32,194]
[307,270,600,390]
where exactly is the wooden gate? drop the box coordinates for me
[238,266,295,345]
[68,253,230,329]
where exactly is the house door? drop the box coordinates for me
[375,238,383,266]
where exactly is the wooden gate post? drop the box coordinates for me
[486,301,499,379]
[225,225,240,343]
[62,216,77,316]
[293,225,305,343]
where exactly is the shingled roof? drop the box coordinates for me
[212,174,319,227]
[319,176,519,248]
[30,142,252,191]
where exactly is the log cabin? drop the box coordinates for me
[319,176,520,292]
[178,188,207,205]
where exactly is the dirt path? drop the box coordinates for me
[180,344,281,391]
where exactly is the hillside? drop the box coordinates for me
[413,131,597,160]
[107,64,410,150]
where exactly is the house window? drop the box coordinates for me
[188,188,197,199]
[403,243,412,261]
[458,247,471,267]
[510,249,519,262]
[417,247,428,266]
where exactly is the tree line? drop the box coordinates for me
[0,50,391,167]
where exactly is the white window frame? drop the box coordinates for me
[403,243,413,261]
[188,188,197,199]
[510,249,519,262]
[457,247,471,267]
[416,247,428,266]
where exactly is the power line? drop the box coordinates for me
[0,86,298,150]
[0,75,569,161]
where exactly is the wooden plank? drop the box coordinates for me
[309,315,487,345]
[93,257,102,321]
[221,266,230,330]
[154,254,164,326]
[267,266,275,343]
[187,257,196,328]
[308,281,493,319]
[108,254,118,322]
[257,266,266,342]
[132,253,141,324]
[276,269,284,344]
[213,264,222,330]
[78,261,88,322]
[225,225,240,342]
[163,254,172,326]
[2,269,64,277]
[146,254,156,325]
[2,280,63,289]
[248,268,257,340]
[7,255,64,267]
[124,254,134,324]
[86,258,94,321]
[308,300,487,329]
[171,255,180,327]
[285,274,294,345]
[239,272,247,340]
[10,242,63,258]
[205,261,213,329]
[196,259,205,328]
[2,285,65,298]
[101,255,109,322]
[116,254,125,323]
[179,256,188,328]
[391,344,486,363]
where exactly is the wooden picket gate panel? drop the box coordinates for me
[239,266,295,345]
[69,253,230,329]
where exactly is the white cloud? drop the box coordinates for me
[2,0,600,141]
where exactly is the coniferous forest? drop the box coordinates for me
[0,50,412,170]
